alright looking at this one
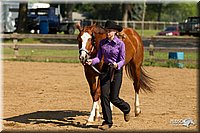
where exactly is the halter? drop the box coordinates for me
[91,33,96,49]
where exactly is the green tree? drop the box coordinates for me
[145,3,167,21]
[74,4,94,12]
[71,3,198,22]
[91,4,122,20]
[16,2,28,33]
[145,3,198,22]
[74,4,145,21]
[165,3,197,22]
[60,4,75,20]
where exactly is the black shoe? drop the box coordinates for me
[124,112,130,122]
[98,122,112,130]
[98,124,111,130]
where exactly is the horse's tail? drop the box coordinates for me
[125,64,155,92]
[140,66,155,92]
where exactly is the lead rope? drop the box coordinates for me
[90,65,101,74]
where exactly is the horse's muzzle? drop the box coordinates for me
[79,56,87,64]
[79,50,90,64]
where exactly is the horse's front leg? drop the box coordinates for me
[87,100,100,123]
[85,71,101,124]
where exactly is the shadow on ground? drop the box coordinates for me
[4,110,99,129]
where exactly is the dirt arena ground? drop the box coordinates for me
[2,61,198,132]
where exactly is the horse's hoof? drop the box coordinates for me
[135,110,141,117]
[85,121,94,126]
[95,116,101,122]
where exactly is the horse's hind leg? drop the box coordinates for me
[130,62,142,117]
[134,90,141,117]
[134,67,142,117]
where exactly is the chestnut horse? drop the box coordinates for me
[76,23,154,124]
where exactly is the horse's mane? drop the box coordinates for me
[93,25,106,34]
[95,25,126,40]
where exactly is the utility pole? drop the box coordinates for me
[141,0,146,37]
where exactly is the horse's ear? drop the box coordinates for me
[76,22,82,32]
[91,22,97,32]
[93,26,106,34]
[93,21,97,26]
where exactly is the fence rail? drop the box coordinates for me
[1,33,199,47]
[1,33,198,67]
[0,33,77,39]
[2,43,198,52]
[80,19,179,30]
[1,33,198,40]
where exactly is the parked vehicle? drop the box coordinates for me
[179,17,200,37]
[2,2,78,34]
[15,7,78,34]
[157,26,180,36]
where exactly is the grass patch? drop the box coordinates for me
[135,30,160,37]
[3,48,79,57]
[2,38,77,44]
[3,38,42,44]
[144,51,198,69]
[3,58,80,63]
[3,48,80,63]
[144,51,198,60]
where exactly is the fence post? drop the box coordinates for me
[149,43,154,56]
[149,37,155,65]
[13,33,19,58]
[149,38,154,57]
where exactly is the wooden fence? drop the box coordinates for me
[80,19,179,30]
[1,33,198,67]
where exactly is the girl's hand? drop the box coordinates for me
[113,62,118,69]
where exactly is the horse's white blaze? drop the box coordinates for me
[135,92,141,114]
[80,50,87,60]
[80,32,91,59]
[88,101,100,122]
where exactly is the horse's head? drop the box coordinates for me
[76,23,106,64]
[76,23,96,64]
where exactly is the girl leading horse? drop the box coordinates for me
[76,21,154,125]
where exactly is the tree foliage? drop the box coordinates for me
[73,3,198,22]
[145,3,197,22]
[15,2,198,33]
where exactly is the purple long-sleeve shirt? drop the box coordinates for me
[92,36,125,70]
